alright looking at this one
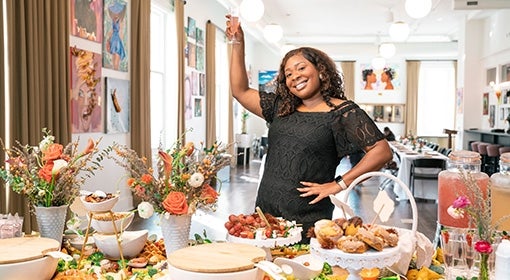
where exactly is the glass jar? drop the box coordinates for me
[490,152,510,231]
[438,150,489,228]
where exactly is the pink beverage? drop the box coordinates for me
[231,16,239,31]
[490,152,510,231]
[438,150,489,228]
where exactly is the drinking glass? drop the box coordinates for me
[463,232,476,279]
[228,7,240,44]
[441,229,463,280]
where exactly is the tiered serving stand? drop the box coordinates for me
[310,171,418,280]
[77,196,125,267]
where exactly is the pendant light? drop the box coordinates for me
[379,43,396,59]
[389,21,410,42]
[405,0,432,19]
[240,0,265,22]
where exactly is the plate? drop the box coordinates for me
[273,254,323,280]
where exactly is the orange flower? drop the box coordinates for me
[127,178,136,186]
[42,143,63,161]
[38,162,54,182]
[141,174,153,184]
[158,151,173,177]
[82,138,95,155]
[200,184,218,204]
[185,142,194,156]
[162,191,188,215]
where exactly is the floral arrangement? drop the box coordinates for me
[109,134,232,217]
[0,128,105,207]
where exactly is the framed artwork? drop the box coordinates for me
[70,0,103,42]
[502,63,510,83]
[199,73,206,96]
[486,67,496,85]
[185,74,193,120]
[187,17,196,39]
[489,105,496,128]
[196,45,204,71]
[103,0,128,72]
[105,77,130,133]
[187,42,196,68]
[483,92,489,115]
[70,47,103,133]
[258,70,278,92]
[191,71,199,96]
[194,98,202,117]
[359,104,405,123]
[196,28,204,45]
[359,62,401,92]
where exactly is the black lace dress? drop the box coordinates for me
[259,92,384,242]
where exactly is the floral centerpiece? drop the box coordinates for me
[109,134,232,217]
[0,128,104,208]
[447,171,510,280]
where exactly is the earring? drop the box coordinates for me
[319,74,324,80]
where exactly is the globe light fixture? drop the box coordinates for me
[240,0,265,22]
[379,43,396,59]
[389,21,410,42]
[263,24,283,43]
[371,56,386,70]
[405,0,432,19]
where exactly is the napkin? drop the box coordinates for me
[390,228,434,275]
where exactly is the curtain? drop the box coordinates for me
[5,0,70,232]
[205,21,216,147]
[130,0,152,163]
[340,61,355,100]
[405,60,421,136]
[175,0,186,139]
[0,1,6,214]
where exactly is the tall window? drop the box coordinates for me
[151,0,178,149]
[417,61,456,136]
[215,31,229,143]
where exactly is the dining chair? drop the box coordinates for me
[410,158,447,199]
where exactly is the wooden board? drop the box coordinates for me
[0,237,60,264]
[167,242,266,273]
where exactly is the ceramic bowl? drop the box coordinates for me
[80,194,119,212]
[90,211,134,234]
[273,254,323,280]
[0,255,58,280]
[94,230,148,260]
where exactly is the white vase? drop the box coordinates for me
[160,214,192,256]
[34,205,68,245]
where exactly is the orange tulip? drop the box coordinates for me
[82,138,96,155]
[158,151,173,177]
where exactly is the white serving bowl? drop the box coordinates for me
[0,255,58,280]
[90,211,134,234]
[80,194,119,212]
[94,230,148,260]
[273,254,323,280]
[168,264,265,280]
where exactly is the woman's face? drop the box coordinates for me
[77,82,94,131]
[381,72,389,82]
[284,54,321,100]
[367,72,377,83]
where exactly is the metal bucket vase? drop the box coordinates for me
[160,214,192,256]
[34,205,68,245]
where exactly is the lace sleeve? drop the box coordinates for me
[260,91,278,123]
[331,101,385,158]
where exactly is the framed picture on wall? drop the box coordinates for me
[502,63,510,83]
[105,77,130,134]
[489,105,496,128]
[483,92,489,115]
[359,62,402,92]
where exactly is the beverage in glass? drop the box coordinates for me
[228,7,240,44]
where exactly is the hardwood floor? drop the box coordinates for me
[131,157,439,244]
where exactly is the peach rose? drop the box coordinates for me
[43,143,63,161]
[141,174,153,184]
[200,184,218,204]
[127,178,136,186]
[38,162,54,182]
[162,191,188,215]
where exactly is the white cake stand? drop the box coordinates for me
[226,227,302,260]
[313,171,418,280]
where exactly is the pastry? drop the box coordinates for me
[370,225,399,247]
[337,235,368,253]
[314,219,343,249]
[356,227,384,251]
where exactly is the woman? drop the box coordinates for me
[362,68,377,90]
[381,67,395,90]
[227,20,393,241]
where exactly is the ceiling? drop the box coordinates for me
[225,0,508,49]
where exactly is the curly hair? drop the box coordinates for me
[274,47,346,117]
[362,68,374,81]
[383,67,395,80]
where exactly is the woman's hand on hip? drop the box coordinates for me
[297,181,342,204]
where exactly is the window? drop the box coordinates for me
[416,61,456,136]
[151,0,178,149]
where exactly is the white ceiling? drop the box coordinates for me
[224,0,508,48]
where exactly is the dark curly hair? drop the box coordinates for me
[362,68,374,81]
[274,47,346,117]
[383,67,395,80]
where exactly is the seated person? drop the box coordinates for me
[384,127,396,141]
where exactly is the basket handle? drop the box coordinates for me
[340,171,418,236]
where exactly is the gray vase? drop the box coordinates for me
[34,205,68,245]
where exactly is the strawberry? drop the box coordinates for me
[442,230,449,244]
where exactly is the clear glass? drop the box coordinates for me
[228,7,240,44]
[441,229,465,280]
[490,152,510,231]
[438,150,489,228]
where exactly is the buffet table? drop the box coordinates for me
[389,142,448,201]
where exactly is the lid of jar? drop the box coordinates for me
[448,150,481,164]
[501,153,510,163]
